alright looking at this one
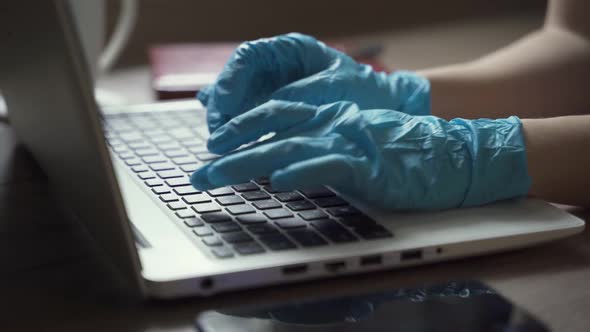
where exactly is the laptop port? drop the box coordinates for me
[360,255,382,266]
[325,261,346,272]
[400,249,423,261]
[200,277,214,290]
[282,264,308,275]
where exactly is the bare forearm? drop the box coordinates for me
[418,26,590,120]
[523,115,590,207]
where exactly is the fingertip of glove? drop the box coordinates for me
[190,166,214,191]
[196,88,210,105]
[270,170,294,191]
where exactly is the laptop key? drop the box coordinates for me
[149,162,176,171]
[182,194,211,204]
[128,141,153,150]
[233,242,265,255]
[354,225,393,239]
[187,145,207,154]
[211,246,234,258]
[264,208,293,220]
[138,172,156,180]
[275,217,306,229]
[165,177,191,187]
[119,132,144,142]
[176,210,196,219]
[286,201,316,211]
[275,192,304,202]
[299,210,328,221]
[159,193,179,203]
[154,141,182,150]
[216,195,245,206]
[142,155,167,164]
[242,191,270,201]
[338,215,376,228]
[236,214,267,225]
[110,145,128,153]
[326,206,361,217]
[252,199,282,210]
[222,232,253,243]
[144,179,164,187]
[164,150,189,158]
[226,204,256,215]
[311,219,358,243]
[180,138,203,147]
[203,237,223,247]
[152,187,171,195]
[134,148,160,157]
[149,135,174,144]
[207,187,234,197]
[131,165,149,173]
[118,151,135,160]
[124,158,142,166]
[201,212,232,223]
[211,222,241,233]
[288,229,328,247]
[184,217,204,227]
[192,203,221,214]
[180,164,199,173]
[157,169,185,179]
[300,187,335,199]
[193,227,214,237]
[247,224,280,235]
[172,156,199,165]
[167,201,186,211]
[314,197,348,208]
[173,186,200,196]
[232,183,259,192]
[258,234,296,251]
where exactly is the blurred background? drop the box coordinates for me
[106,0,546,68]
[92,0,548,105]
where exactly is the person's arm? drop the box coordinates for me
[523,115,590,207]
[419,0,590,120]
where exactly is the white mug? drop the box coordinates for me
[69,0,138,78]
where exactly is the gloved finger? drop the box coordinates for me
[192,135,352,190]
[190,162,214,190]
[201,33,329,133]
[207,100,317,154]
[270,154,365,193]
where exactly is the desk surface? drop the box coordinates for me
[3,13,590,332]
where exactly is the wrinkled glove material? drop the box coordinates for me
[198,33,431,133]
[191,100,530,210]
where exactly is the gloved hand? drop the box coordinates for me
[198,33,431,133]
[191,100,531,210]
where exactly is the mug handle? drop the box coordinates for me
[98,0,138,73]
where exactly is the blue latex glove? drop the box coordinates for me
[191,101,531,210]
[198,33,430,133]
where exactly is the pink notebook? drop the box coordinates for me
[150,41,389,100]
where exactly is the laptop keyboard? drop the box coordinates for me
[102,110,393,259]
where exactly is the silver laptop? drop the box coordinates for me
[0,1,584,299]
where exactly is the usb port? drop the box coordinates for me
[400,249,423,261]
[282,264,308,275]
[360,255,382,266]
[325,261,346,272]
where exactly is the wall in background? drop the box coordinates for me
[107,0,546,67]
